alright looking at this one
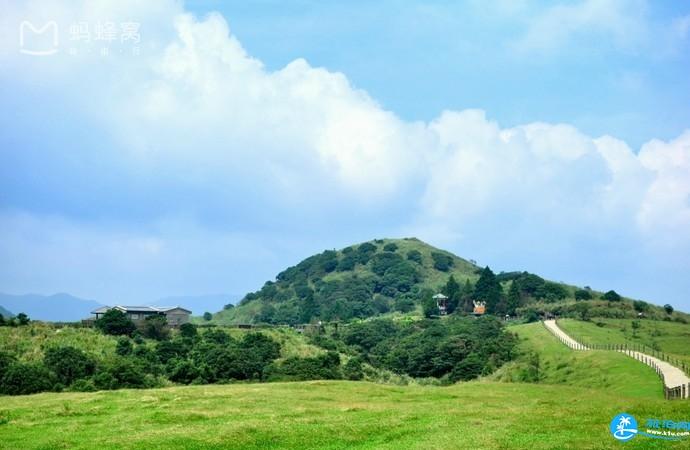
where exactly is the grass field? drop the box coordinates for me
[1,380,688,449]
[557,318,690,368]
[493,322,664,399]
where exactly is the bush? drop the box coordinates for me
[43,346,96,386]
[179,323,197,338]
[431,252,453,271]
[203,312,213,321]
[95,309,136,336]
[406,250,423,264]
[0,363,55,395]
[450,353,483,382]
[141,315,170,341]
[94,358,150,390]
[603,290,621,302]
[115,337,133,356]
[383,243,398,252]
[343,357,364,380]
[16,313,30,326]
[574,289,592,301]
[266,352,341,381]
[664,304,674,315]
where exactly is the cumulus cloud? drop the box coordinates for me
[1,1,690,306]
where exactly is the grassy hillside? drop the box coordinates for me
[0,323,324,365]
[0,323,118,362]
[1,380,688,449]
[491,322,663,399]
[557,318,690,368]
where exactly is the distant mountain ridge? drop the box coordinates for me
[0,305,13,318]
[0,293,104,322]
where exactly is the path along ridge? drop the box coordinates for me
[543,319,690,399]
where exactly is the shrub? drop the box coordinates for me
[431,252,453,271]
[266,351,341,381]
[406,250,423,264]
[0,363,55,395]
[574,289,592,301]
[141,315,170,341]
[203,312,213,321]
[603,290,621,302]
[43,346,96,386]
[179,323,197,338]
[383,243,398,252]
[664,304,674,315]
[95,309,136,336]
[16,313,30,326]
[115,337,133,356]
[343,357,364,380]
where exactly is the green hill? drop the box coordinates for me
[2,380,689,449]
[211,238,482,325]
[208,237,683,325]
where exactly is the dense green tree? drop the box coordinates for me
[383,243,398,252]
[536,282,568,303]
[574,302,591,321]
[115,337,133,356]
[473,267,502,314]
[203,312,213,321]
[442,275,461,313]
[664,304,674,315]
[574,289,592,301]
[506,281,521,316]
[342,357,364,380]
[0,363,55,395]
[633,301,649,313]
[95,309,136,336]
[0,351,17,381]
[142,315,170,341]
[43,346,96,386]
[406,249,423,264]
[370,252,404,276]
[16,313,30,326]
[422,294,438,318]
[603,290,621,302]
[459,280,475,313]
[179,323,197,338]
[431,252,454,271]
[266,351,341,381]
[394,296,416,313]
[336,254,356,271]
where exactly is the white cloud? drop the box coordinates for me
[1,2,690,306]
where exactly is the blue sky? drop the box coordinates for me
[1,0,690,311]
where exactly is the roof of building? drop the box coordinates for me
[90,305,192,314]
[432,293,448,299]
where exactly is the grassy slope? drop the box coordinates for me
[1,381,688,449]
[491,322,663,399]
[0,324,323,363]
[0,323,118,362]
[557,318,690,367]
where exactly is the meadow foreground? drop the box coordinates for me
[1,380,688,449]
